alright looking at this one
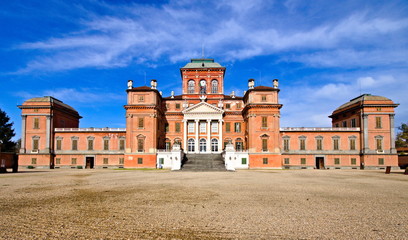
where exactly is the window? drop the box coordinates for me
[71,158,77,165]
[236,103,241,109]
[175,103,180,109]
[200,122,206,133]
[283,137,290,151]
[226,122,231,132]
[188,139,195,152]
[33,138,39,150]
[119,158,124,164]
[103,158,108,164]
[165,123,169,133]
[211,122,218,133]
[301,158,306,165]
[262,117,267,128]
[138,158,143,164]
[316,138,323,150]
[376,137,383,151]
[159,158,164,165]
[31,158,37,164]
[349,138,356,150]
[299,137,306,150]
[103,138,109,150]
[261,95,266,102]
[211,80,218,93]
[88,139,94,150]
[137,138,144,152]
[235,139,243,151]
[234,122,241,133]
[188,122,194,133]
[56,158,61,164]
[263,158,268,164]
[375,117,382,129]
[165,139,171,151]
[72,139,78,151]
[188,80,195,93]
[33,118,40,129]
[284,158,290,164]
[199,139,206,152]
[138,95,144,102]
[351,158,356,165]
[226,103,231,109]
[342,121,347,127]
[378,158,384,165]
[56,139,62,150]
[175,122,180,133]
[332,136,340,150]
[138,117,144,128]
[241,158,247,165]
[334,158,340,165]
[351,118,356,127]
[262,139,268,151]
[211,139,218,152]
[119,139,125,150]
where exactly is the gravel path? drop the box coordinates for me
[1,169,407,239]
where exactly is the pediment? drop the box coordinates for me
[183,102,224,114]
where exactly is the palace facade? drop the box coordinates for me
[18,58,399,170]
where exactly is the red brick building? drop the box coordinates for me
[18,58,399,170]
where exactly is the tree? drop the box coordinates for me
[395,122,408,148]
[0,108,16,152]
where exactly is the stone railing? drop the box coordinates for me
[280,127,360,132]
[55,128,126,132]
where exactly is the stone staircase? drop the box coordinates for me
[182,154,226,171]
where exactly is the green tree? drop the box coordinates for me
[0,108,16,152]
[395,122,408,148]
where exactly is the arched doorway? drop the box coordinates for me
[188,139,195,152]
[199,138,206,152]
[211,138,218,152]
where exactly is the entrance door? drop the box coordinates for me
[199,139,206,152]
[315,157,325,169]
[86,157,94,169]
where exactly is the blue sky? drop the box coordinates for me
[1,0,407,140]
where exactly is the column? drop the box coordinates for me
[218,119,222,152]
[46,115,52,153]
[195,119,199,153]
[363,114,369,153]
[390,114,396,153]
[207,119,211,153]
[183,120,187,151]
[20,115,27,153]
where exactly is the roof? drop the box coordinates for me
[182,58,224,69]
[129,86,151,91]
[25,96,77,112]
[253,86,276,90]
[335,94,393,111]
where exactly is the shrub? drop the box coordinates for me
[76,166,83,169]
[27,166,34,169]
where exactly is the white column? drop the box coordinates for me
[183,120,187,152]
[195,119,199,153]
[218,119,223,152]
[207,119,211,153]
[20,115,27,153]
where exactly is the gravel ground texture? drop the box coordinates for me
[0,169,407,240]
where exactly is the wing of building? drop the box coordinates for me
[17,58,399,170]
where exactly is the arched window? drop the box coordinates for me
[211,80,218,93]
[188,80,195,94]
[211,139,218,152]
[199,138,206,152]
[188,138,195,152]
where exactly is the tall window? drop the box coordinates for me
[299,137,306,150]
[211,122,218,133]
[138,117,144,128]
[72,138,78,151]
[262,117,267,128]
[226,122,231,132]
[188,80,195,93]
[103,138,109,150]
[211,80,218,93]
[88,139,94,150]
[342,121,347,127]
[200,122,206,133]
[137,138,144,152]
[175,122,181,133]
[316,137,323,150]
[188,122,194,133]
[56,138,62,150]
[165,139,171,151]
[376,136,383,151]
[234,122,241,133]
[235,138,243,151]
[333,137,340,150]
[119,138,125,150]
[375,117,382,128]
[211,139,218,152]
[283,137,290,151]
[33,118,40,129]
[32,137,39,150]
[188,139,195,152]
[199,139,206,152]
[349,137,356,150]
[351,118,356,127]
[262,139,268,152]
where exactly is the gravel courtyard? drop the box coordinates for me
[0,169,407,239]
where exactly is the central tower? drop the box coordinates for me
[180,58,226,99]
